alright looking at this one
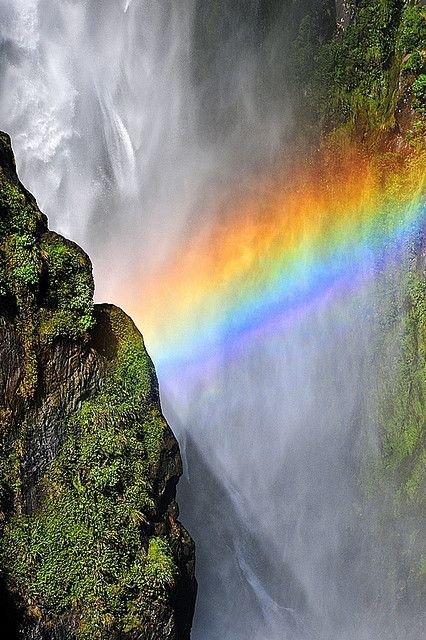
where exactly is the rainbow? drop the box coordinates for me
[131,144,426,378]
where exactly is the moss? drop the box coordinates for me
[144,537,177,589]
[399,3,426,52]
[290,1,426,136]
[0,181,40,235]
[378,268,426,501]
[122,537,177,634]
[291,4,426,550]
[302,5,426,587]
[0,135,176,636]
[317,0,405,132]
[39,233,94,341]
[0,307,172,639]
[1,229,40,397]
[412,72,426,111]
[0,144,95,397]
[0,181,44,307]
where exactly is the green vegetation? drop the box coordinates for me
[399,2,426,52]
[291,0,426,521]
[0,134,94,397]
[290,0,426,136]
[0,170,43,397]
[0,132,184,637]
[1,306,173,639]
[362,257,426,598]
[289,0,426,601]
[319,2,426,583]
[316,0,405,131]
[378,268,426,503]
[0,3,424,634]
[39,233,94,341]
[412,73,426,111]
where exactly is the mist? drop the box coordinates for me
[0,2,422,639]
[0,0,293,292]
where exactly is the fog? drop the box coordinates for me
[0,2,421,639]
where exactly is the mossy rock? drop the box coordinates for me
[0,132,196,638]
[39,232,95,341]
[0,305,181,639]
[0,134,95,396]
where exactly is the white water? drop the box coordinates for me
[0,2,421,638]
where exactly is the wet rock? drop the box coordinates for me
[0,133,196,640]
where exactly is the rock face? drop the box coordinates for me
[0,132,196,640]
[335,0,355,29]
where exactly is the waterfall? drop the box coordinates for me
[0,2,422,639]
[0,0,288,296]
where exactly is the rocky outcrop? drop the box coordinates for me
[335,0,355,29]
[0,132,196,639]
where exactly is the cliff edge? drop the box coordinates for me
[0,132,196,640]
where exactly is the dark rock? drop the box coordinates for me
[0,133,196,640]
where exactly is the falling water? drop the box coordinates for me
[0,2,422,639]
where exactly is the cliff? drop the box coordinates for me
[0,133,196,639]
[291,0,426,617]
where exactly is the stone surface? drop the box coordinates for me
[0,132,196,640]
